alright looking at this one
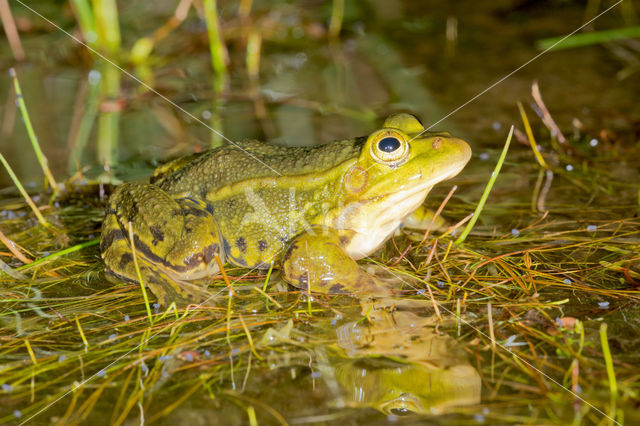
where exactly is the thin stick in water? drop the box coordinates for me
[24,339,38,365]
[0,0,25,60]
[488,302,496,380]
[518,101,549,169]
[75,315,89,351]
[0,226,32,264]
[531,82,567,145]
[420,185,457,245]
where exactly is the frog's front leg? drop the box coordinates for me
[281,229,390,296]
[401,205,447,231]
[101,183,223,306]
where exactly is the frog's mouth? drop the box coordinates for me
[378,155,469,213]
[337,164,466,259]
[371,170,455,221]
[334,133,471,259]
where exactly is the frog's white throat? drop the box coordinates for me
[336,172,454,260]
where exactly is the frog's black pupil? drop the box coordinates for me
[378,137,401,153]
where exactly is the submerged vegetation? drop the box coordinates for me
[1,0,639,424]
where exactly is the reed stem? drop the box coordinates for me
[70,0,97,47]
[10,68,58,196]
[202,0,228,147]
[328,0,344,39]
[0,0,25,60]
[91,0,122,171]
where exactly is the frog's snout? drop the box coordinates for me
[438,136,472,166]
[458,137,473,162]
[431,136,472,181]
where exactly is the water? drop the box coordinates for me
[0,1,639,424]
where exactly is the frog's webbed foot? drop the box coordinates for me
[104,260,215,307]
[101,183,223,307]
[281,229,391,297]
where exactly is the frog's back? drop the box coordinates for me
[153,138,365,198]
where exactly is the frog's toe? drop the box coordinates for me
[146,273,217,308]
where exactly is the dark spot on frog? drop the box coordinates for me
[130,234,187,273]
[146,273,160,285]
[221,239,247,266]
[329,283,348,293]
[236,237,247,253]
[258,240,268,252]
[149,225,165,246]
[232,256,248,267]
[100,229,126,252]
[126,201,140,222]
[203,243,219,263]
[297,272,309,286]
[184,253,204,268]
[185,207,210,218]
[222,238,232,256]
[119,253,133,269]
[282,242,298,263]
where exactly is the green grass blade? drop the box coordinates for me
[16,239,99,271]
[455,125,514,245]
[537,26,640,51]
[600,322,618,421]
[0,153,51,229]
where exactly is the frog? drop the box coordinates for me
[100,113,471,306]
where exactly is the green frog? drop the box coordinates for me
[100,114,471,306]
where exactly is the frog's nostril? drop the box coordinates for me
[432,137,443,149]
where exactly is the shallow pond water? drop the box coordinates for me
[0,0,639,425]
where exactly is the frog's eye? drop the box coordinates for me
[379,137,401,152]
[369,130,409,165]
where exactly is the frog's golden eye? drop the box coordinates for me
[370,130,409,165]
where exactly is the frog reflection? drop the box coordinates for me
[331,303,481,415]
